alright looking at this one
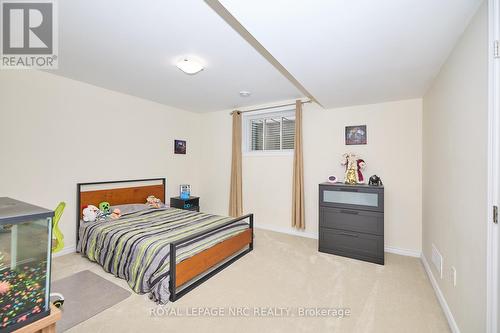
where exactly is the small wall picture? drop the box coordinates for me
[174,140,186,154]
[345,125,367,145]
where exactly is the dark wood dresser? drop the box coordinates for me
[319,182,384,265]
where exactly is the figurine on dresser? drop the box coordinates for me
[341,153,366,184]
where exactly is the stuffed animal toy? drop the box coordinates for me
[369,175,383,186]
[341,153,358,185]
[99,202,111,215]
[146,195,162,208]
[356,159,366,184]
[341,153,367,185]
[110,208,121,219]
[82,205,100,222]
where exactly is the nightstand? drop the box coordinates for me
[170,196,200,212]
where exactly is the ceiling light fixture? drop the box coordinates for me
[176,58,204,75]
[239,91,251,97]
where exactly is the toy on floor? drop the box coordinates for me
[146,196,162,208]
[51,292,65,308]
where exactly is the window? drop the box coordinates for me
[244,110,295,153]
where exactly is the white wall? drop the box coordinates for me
[422,2,488,332]
[0,70,201,253]
[199,99,423,254]
[0,72,424,256]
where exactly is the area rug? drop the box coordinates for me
[51,270,131,332]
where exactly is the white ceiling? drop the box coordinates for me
[53,0,483,112]
[218,0,483,109]
[54,0,302,112]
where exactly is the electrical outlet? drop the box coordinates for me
[451,266,457,287]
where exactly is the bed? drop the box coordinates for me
[75,178,253,303]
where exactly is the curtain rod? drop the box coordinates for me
[230,100,312,115]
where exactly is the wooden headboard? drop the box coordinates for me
[76,178,166,241]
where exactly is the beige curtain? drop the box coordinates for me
[229,111,243,217]
[292,100,305,229]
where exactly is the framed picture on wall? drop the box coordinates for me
[345,125,367,145]
[174,140,187,154]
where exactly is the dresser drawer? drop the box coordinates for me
[320,207,383,235]
[319,184,384,212]
[319,228,384,264]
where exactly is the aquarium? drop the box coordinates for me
[0,197,53,332]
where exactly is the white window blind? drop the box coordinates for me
[250,120,264,150]
[282,117,295,150]
[245,111,295,152]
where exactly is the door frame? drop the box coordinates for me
[487,0,500,332]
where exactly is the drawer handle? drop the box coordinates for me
[338,232,359,238]
[340,210,359,215]
[340,188,358,192]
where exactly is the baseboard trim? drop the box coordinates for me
[421,254,460,333]
[255,224,422,258]
[53,245,76,257]
[385,246,421,258]
[255,224,318,239]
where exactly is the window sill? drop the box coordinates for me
[243,150,294,157]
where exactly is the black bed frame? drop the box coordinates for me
[76,178,254,302]
[169,213,253,301]
[76,178,167,244]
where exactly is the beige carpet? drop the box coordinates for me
[52,229,450,333]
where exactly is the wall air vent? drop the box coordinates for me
[431,244,443,279]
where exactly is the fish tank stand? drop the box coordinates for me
[12,304,61,333]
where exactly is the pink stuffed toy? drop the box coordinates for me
[110,208,121,219]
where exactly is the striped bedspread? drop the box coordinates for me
[77,207,249,303]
